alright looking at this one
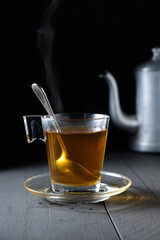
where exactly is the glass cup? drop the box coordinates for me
[23,113,110,193]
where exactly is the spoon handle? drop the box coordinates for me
[31,83,61,133]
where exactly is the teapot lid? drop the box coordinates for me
[136,47,160,72]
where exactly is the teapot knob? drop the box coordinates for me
[152,47,160,60]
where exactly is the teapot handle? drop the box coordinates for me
[23,116,46,143]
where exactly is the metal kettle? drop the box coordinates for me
[100,47,160,152]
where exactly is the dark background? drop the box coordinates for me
[2,0,160,168]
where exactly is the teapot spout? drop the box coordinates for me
[99,71,139,132]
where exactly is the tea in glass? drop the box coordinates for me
[46,128,108,189]
[23,113,110,193]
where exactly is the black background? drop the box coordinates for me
[2,0,160,168]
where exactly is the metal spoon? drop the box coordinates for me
[31,83,61,133]
[31,83,98,181]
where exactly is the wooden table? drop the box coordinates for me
[0,152,160,240]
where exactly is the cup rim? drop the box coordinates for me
[43,113,110,121]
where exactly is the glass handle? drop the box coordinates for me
[23,116,46,143]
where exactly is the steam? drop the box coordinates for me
[38,0,63,112]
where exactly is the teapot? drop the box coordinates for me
[99,47,160,152]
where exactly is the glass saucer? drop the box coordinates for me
[24,171,132,204]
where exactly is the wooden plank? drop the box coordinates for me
[123,153,160,202]
[0,164,46,240]
[0,163,119,240]
[26,200,119,240]
[103,152,160,240]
